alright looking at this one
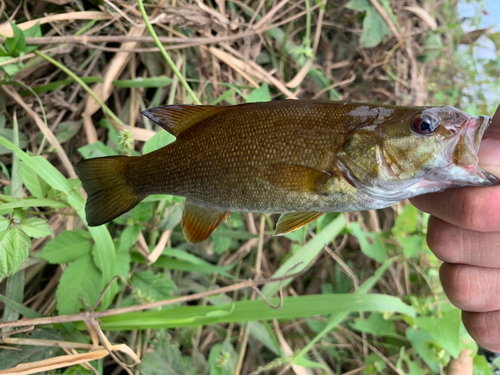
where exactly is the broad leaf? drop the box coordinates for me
[18,217,52,238]
[39,229,92,264]
[56,254,102,315]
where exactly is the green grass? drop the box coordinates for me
[0,0,498,374]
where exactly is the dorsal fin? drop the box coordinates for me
[142,105,224,137]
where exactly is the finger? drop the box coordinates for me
[410,186,500,232]
[427,216,500,267]
[440,263,500,312]
[477,104,500,178]
[463,311,500,352]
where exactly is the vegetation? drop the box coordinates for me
[0,0,499,374]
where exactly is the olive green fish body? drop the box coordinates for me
[128,101,378,213]
[76,100,498,243]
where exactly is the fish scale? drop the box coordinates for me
[76,100,498,243]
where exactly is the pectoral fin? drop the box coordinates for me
[266,164,331,194]
[275,211,325,236]
[181,201,229,244]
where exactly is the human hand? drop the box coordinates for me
[410,105,500,351]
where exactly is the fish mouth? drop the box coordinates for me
[469,115,492,152]
[461,115,499,186]
[438,114,499,187]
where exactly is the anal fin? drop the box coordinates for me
[275,211,325,236]
[181,201,228,244]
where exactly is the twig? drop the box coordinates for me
[367,0,404,47]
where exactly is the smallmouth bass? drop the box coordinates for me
[76,100,498,243]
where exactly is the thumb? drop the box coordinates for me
[478,105,500,178]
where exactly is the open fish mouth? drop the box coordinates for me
[465,115,499,186]
[469,115,492,152]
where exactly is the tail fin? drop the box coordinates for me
[76,156,142,226]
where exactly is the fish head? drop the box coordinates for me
[337,105,499,201]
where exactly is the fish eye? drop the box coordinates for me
[411,115,439,135]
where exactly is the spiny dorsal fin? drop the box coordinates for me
[181,200,229,244]
[265,163,331,194]
[274,211,325,236]
[142,105,224,137]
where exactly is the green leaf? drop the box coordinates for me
[292,259,394,365]
[88,225,116,309]
[5,21,26,57]
[0,137,85,210]
[141,255,235,279]
[139,335,189,375]
[0,216,10,232]
[416,308,461,358]
[361,10,390,48]
[39,229,92,264]
[213,235,231,254]
[0,293,41,319]
[0,226,31,280]
[18,217,52,238]
[56,254,103,315]
[0,129,29,155]
[348,223,387,262]
[473,354,495,375]
[2,64,21,76]
[53,120,83,144]
[143,131,176,154]
[421,32,444,63]
[396,347,425,375]
[208,341,237,375]
[0,198,67,214]
[130,202,153,222]
[78,141,118,158]
[113,76,173,88]
[262,214,346,297]
[23,22,42,38]
[346,0,390,48]
[132,271,178,301]
[94,293,414,330]
[346,0,371,11]
[19,162,51,198]
[20,77,103,97]
[350,312,399,338]
[119,225,141,252]
[392,204,418,237]
[246,82,271,103]
[364,353,386,375]
[0,329,63,370]
[406,328,447,372]
[400,235,423,259]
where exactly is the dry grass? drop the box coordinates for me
[0,0,492,374]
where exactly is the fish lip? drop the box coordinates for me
[469,115,492,152]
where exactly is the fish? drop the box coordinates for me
[75,100,499,244]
